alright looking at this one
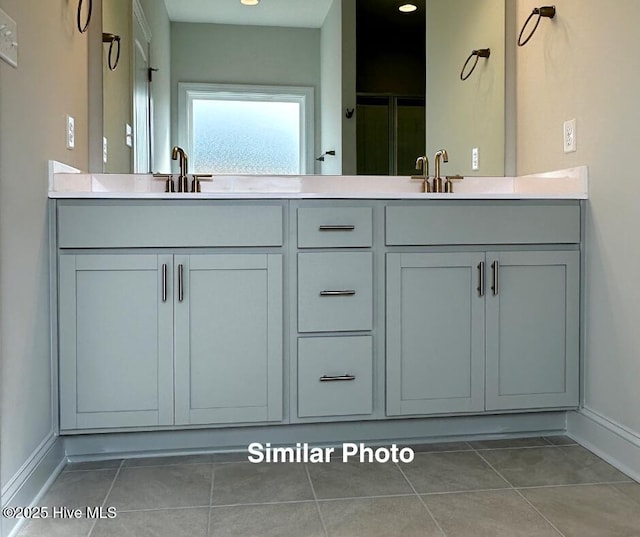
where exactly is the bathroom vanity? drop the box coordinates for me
[49,170,587,442]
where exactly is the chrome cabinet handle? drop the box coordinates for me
[162,264,168,302]
[319,290,356,296]
[320,375,356,382]
[318,225,355,232]
[477,262,485,297]
[491,260,499,295]
[178,264,184,302]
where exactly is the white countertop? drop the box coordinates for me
[48,165,588,200]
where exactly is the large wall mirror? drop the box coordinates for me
[92,0,513,177]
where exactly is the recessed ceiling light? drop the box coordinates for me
[399,4,417,12]
[241,0,260,5]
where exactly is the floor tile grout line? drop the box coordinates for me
[86,459,124,537]
[304,463,329,537]
[118,504,212,513]
[473,449,567,537]
[515,479,636,490]
[394,461,449,537]
[206,462,215,537]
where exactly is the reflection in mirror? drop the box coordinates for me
[95,0,508,177]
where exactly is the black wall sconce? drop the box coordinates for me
[77,0,92,33]
[102,33,121,71]
[460,48,491,81]
[518,6,556,46]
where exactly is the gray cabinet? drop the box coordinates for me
[386,253,486,415]
[59,254,174,430]
[59,252,283,431]
[174,254,283,425]
[386,249,580,416]
[485,250,579,410]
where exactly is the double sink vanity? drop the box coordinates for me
[49,167,587,445]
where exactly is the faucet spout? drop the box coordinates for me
[433,149,449,193]
[171,146,189,192]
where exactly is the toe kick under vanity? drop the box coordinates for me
[49,170,587,449]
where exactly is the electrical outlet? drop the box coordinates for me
[564,119,577,153]
[472,147,479,171]
[66,115,75,150]
[103,137,108,164]
[125,124,133,148]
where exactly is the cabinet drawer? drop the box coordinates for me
[298,336,373,418]
[298,207,373,248]
[57,202,283,248]
[386,202,580,245]
[298,252,373,332]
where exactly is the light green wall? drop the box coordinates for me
[426,0,506,176]
[516,0,640,436]
[170,22,321,173]
[0,0,88,490]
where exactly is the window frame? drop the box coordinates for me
[178,82,315,175]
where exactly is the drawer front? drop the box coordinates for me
[298,336,373,418]
[57,202,283,248]
[386,202,580,245]
[298,207,373,248]
[298,252,373,332]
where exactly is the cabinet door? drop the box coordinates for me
[59,254,174,430]
[175,254,283,425]
[485,250,579,410]
[386,253,485,415]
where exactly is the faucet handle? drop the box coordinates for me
[191,174,213,193]
[153,174,175,193]
[444,175,464,194]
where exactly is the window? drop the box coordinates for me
[179,83,314,174]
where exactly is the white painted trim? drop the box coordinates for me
[1,433,57,500]
[177,82,315,175]
[2,436,66,537]
[567,407,640,483]
[133,0,152,44]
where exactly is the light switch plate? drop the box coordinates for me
[472,147,479,171]
[564,119,577,153]
[0,7,18,68]
[66,115,75,150]
[103,137,108,164]
[125,124,133,148]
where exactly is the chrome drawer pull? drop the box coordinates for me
[162,264,168,302]
[320,374,356,382]
[178,264,184,302]
[319,290,356,297]
[318,225,356,232]
[491,260,499,296]
[477,261,485,297]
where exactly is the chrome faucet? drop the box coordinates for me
[171,146,189,192]
[412,156,431,192]
[433,149,449,193]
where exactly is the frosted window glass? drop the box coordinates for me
[192,99,301,174]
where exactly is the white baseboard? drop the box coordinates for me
[567,407,640,483]
[1,435,66,537]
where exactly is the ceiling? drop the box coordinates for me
[163,0,335,28]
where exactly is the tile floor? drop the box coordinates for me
[15,436,640,537]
